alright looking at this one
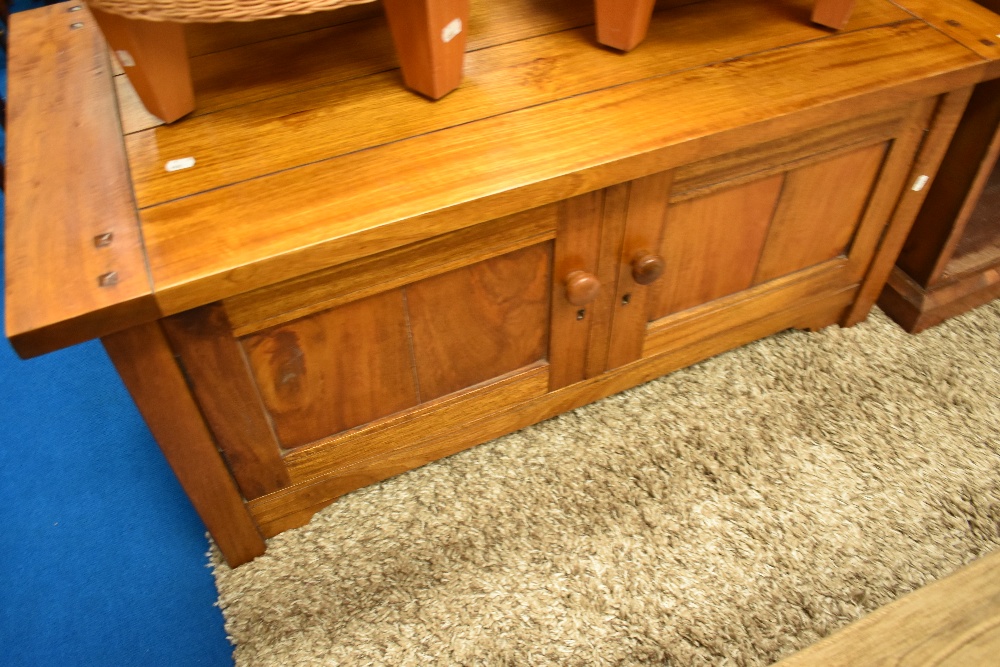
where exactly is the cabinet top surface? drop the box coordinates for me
[5,0,1000,356]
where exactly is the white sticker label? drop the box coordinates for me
[116,50,136,67]
[911,174,930,192]
[165,157,196,172]
[442,18,463,43]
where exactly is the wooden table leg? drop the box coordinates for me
[594,0,656,52]
[102,321,266,567]
[381,0,469,99]
[88,6,194,123]
[812,0,857,30]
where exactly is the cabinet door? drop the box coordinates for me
[604,103,933,370]
[160,202,599,503]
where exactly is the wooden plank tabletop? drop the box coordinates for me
[5,0,998,356]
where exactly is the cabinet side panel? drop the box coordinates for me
[242,290,420,449]
[754,143,887,285]
[650,175,783,319]
[407,243,552,402]
[162,303,291,499]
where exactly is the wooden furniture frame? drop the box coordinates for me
[594,0,858,51]
[6,0,1000,567]
[89,0,469,122]
[879,0,1000,332]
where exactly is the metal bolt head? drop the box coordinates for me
[70,22,84,29]
[94,232,114,247]
[98,271,119,287]
[68,5,82,11]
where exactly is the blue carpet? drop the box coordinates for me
[0,3,234,665]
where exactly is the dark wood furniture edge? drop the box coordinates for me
[879,262,1000,332]
[4,3,157,359]
[102,321,266,567]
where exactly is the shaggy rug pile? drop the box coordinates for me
[213,302,1000,666]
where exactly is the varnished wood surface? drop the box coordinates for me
[776,549,1000,667]
[137,18,986,319]
[4,5,157,358]
[754,143,886,284]
[101,322,266,566]
[161,304,290,499]
[406,243,552,401]
[7,0,993,355]
[242,289,419,449]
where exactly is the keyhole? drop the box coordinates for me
[621,293,632,306]
[576,309,586,320]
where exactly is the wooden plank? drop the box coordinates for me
[845,87,977,326]
[583,183,631,378]
[102,322,266,567]
[284,363,549,483]
[644,259,851,359]
[549,192,605,390]
[406,243,551,401]
[224,204,556,337]
[125,0,910,209]
[241,289,419,449]
[670,105,908,198]
[775,549,1000,667]
[606,171,672,371]
[754,143,887,284]
[248,287,856,537]
[892,0,1000,62]
[4,4,157,359]
[160,303,291,500]
[140,20,984,318]
[650,175,783,319]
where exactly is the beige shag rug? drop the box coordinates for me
[212,302,1000,666]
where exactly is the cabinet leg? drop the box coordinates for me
[102,322,266,567]
[381,0,469,100]
[89,7,194,123]
[811,0,857,30]
[594,0,656,52]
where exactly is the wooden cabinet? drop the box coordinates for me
[7,0,999,566]
[880,75,1000,332]
[148,99,945,544]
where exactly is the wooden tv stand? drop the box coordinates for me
[6,0,1000,566]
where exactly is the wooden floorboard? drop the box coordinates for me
[776,549,1000,667]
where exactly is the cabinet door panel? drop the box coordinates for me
[242,289,419,449]
[754,143,887,284]
[650,174,783,319]
[406,242,552,402]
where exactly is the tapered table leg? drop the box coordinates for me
[381,0,469,99]
[594,0,656,52]
[812,0,857,30]
[89,6,194,122]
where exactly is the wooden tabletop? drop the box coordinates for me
[6,0,1000,358]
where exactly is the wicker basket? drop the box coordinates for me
[86,0,376,23]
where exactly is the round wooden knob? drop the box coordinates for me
[564,270,601,306]
[631,251,665,285]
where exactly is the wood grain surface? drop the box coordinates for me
[138,18,984,319]
[406,243,552,401]
[242,289,419,448]
[776,549,1000,667]
[4,5,157,358]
